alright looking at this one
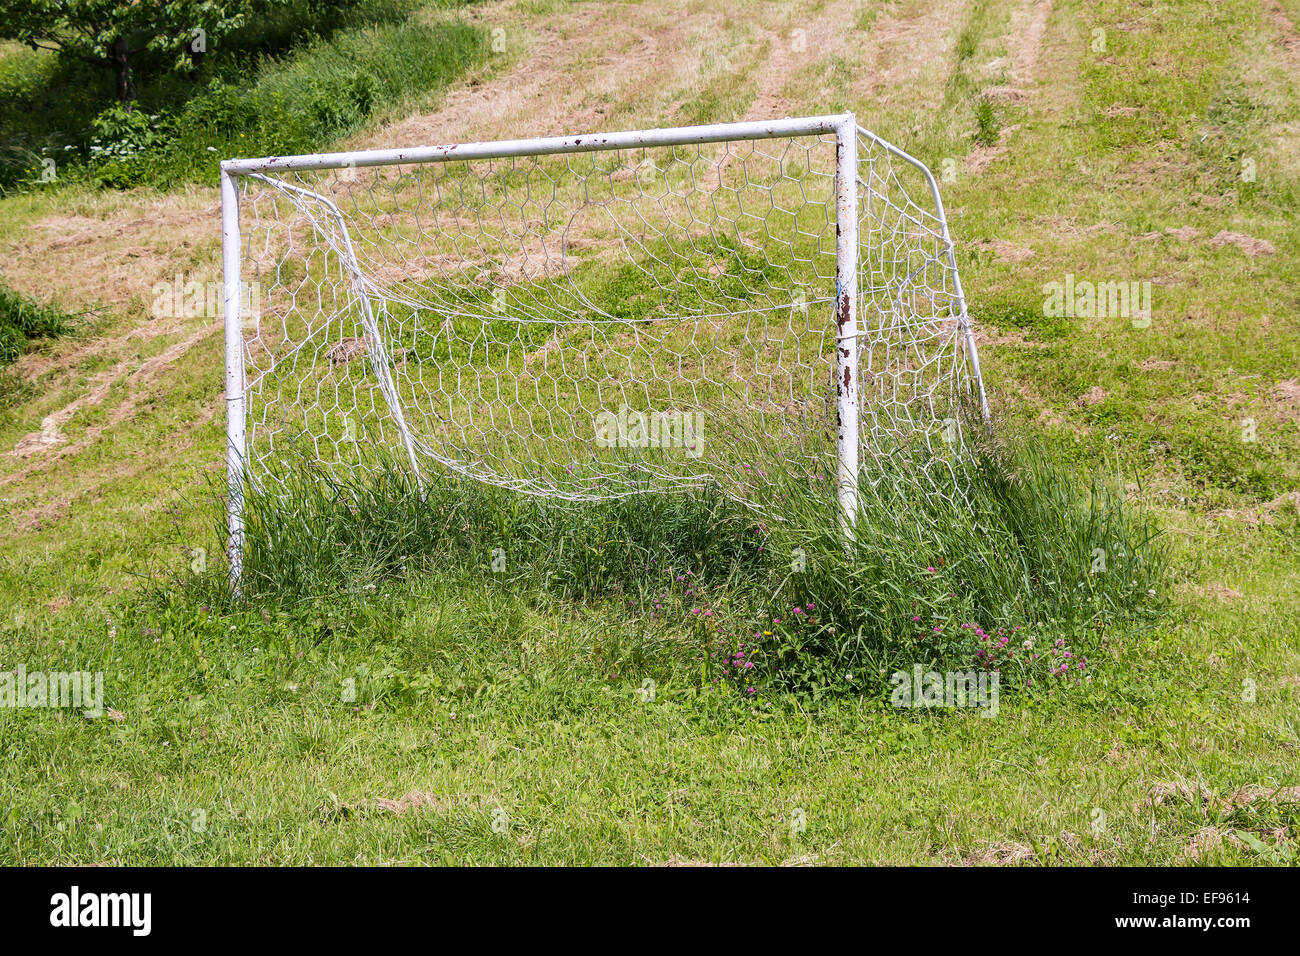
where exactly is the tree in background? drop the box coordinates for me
[0,1,280,107]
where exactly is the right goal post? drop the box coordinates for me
[220,112,988,585]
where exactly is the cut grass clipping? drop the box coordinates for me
[183,426,1169,703]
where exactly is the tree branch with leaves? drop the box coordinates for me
[0,1,280,107]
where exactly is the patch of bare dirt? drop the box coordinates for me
[1197,583,1242,601]
[1011,0,1052,83]
[324,791,450,819]
[1270,378,1300,421]
[963,833,1111,866]
[1210,231,1275,256]
[1207,490,1300,527]
[654,857,744,867]
[371,791,448,814]
[1223,785,1300,808]
[1036,216,1119,240]
[983,84,1026,103]
[1268,0,1300,64]
[329,338,368,366]
[965,841,1035,865]
[1183,826,1233,862]
[1076,386,1108,407]
[984,0,1053,101]
[11,499,68,533]
[1119,151,1184,189]
[478,247,578,286]
[1182,825,1289,862]
[1138,225,1202,242]
[972,238,1034,262]
[1140,780,1213,812]
[974,326,1046,349]
[1138,357,1177,371]
[965,123,1021,173]
[10,416,68,456]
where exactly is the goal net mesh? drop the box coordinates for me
[234,126,983,510]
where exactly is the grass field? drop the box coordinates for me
[0,0,1298,865]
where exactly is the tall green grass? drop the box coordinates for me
[0,284,82,405]
[187,425,1168,701]
[0,283,75,366]
[755,434,1168,695]
[222,455,765,605]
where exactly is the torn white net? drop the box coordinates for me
[232,123,986,511]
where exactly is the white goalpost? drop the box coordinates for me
[220,113,988,586]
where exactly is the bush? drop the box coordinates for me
[89,105,171,188]
[0,3,488,193]
[0,284,78,367]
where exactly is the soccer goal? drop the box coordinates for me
[220,113,988,584]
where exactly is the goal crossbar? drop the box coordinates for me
[221,114,852,175]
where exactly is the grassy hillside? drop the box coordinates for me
[0,0,1297,865]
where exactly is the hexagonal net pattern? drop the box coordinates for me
[230,121,985,512]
